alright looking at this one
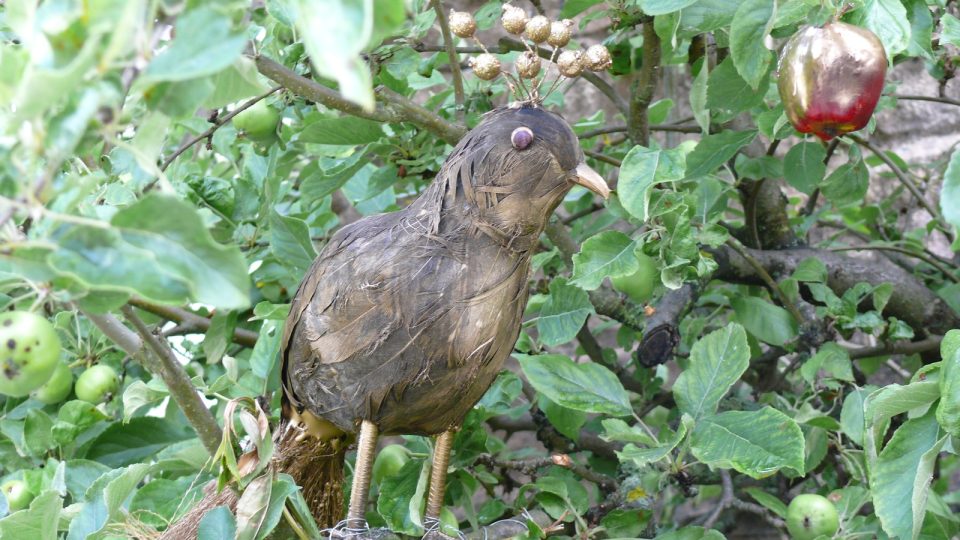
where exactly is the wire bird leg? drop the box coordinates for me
[326,419,378,538]
[422,429,458,539]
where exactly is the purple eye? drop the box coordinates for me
[511,127,534,150]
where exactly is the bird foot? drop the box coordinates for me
[422,517,462,540]
[320,519,371,539]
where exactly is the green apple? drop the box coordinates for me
[75,364,119,404]
[0,312,62,397]
[1,480,34,512]
[372,444,410,484]
[233,100,280,140]
[32,361,73,404]
[786,493,839,540]
[610,252,659,304]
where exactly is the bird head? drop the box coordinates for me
[434,104,609,244]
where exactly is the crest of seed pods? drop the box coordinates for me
[446,4,612,101]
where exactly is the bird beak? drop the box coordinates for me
[572,162,610,199]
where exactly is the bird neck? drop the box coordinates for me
[409,166,548,256]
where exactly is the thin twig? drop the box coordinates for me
[253,54,466,144]
[121,305,223,455]
[158,86,282,174]
[893,94,960,107]
[702,470,734,528]
[724,237,806,324]
[585,149,621,167]
[430,0,465,121]
[579,124,701,138]
[128,297,260,347]
[847,134,954,241]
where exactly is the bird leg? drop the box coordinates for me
[423,429,456,535]
[345,419,379,531]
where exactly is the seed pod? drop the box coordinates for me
[548,19,574,48]
[501,4,528,35]
[515,51,541,79]
[778,21,887,141]
[584,44,612,71]
[448,10,477,39]
[557,50,584,77]
[524,15,550,43]
[470,54,501,80]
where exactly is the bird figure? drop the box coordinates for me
[279,102,609,536]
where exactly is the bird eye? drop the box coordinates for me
[511,127,534,150]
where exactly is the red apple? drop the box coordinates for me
[777,21,887,141]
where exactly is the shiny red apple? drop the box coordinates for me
[777,21,887,141]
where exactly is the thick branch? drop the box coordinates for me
[635,284,696,367]
[252,54,466,144]
[121,305,223,455]
[711,245,960,335]
[127,297,259,348]
[628,23,661,145]
[84,309,222,456]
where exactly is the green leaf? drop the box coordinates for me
[23,409,55,455]
[792,257,827,283]
[289,0,375,110]
[300,116,385,145]
[617,145,686,221]
[616,415,692,468]
[690,407,805,478]
[49,194,251,310]
[690,60,710,133]
[540,395,587,441]
[198,506,237,540]
[377,458,430,535]
[936,333,960,436]
[517,353,632,416]
[706,57,769,122]
[236,475,272,540]
[299,150,370,202]
[801,342,854,384]
[783,141,826,195]
[269,209,317,276]
[673,324,750,420]
[850,0,911,58]
[684,130,756,179]
[729,0,775,90]
[731,296,798,347]
[143,7,246,82]
[743,487,788,518]
[0,490,62,540]
[942,14,960,48]
[570,231,639,291]
[85,417,196,467]
[871,407,946,540]
[560,0,603,17]
[601,418,658,446]
[537,278,594,347]
[821,157,869,207]
[866,381,941,434]
[654,527,726,540]
[638,0,699,15]
[941,147,960,231]
[204,58,271,109]
[204,310,238,365]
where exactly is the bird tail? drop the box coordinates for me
[160,409,347,540]
[274,413,348,529]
